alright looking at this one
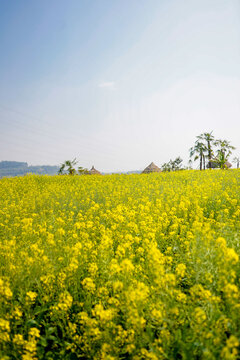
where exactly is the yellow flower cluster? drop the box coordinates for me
[0,170,240,359]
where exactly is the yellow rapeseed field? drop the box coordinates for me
[0,170,240,359]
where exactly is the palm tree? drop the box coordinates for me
[214,140,235,169]
[58,158,78,175]
[233,156,240,169]
[189,141,206,170]
[197,132,215,169]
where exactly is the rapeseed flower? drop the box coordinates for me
[0,171,240,359]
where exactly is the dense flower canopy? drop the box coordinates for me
[0,171,240,359]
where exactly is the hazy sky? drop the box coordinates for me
[0,0,240,172]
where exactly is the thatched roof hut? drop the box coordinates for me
[142,162,161,174]
[88,166,101,175]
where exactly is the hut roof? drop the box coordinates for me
[88,166,101,175]
[142,162,161,174]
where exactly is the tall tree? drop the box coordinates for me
[189,141,206,170]
[198,132,215,169]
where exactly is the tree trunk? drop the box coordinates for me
[200,155,202,170]
[203,156,206,170]
[208,141,212,169]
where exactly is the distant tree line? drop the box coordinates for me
[3,131,237,178]
[161,157,184,172]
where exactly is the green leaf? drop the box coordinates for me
[40,337,48,347]
[27,319,38,327]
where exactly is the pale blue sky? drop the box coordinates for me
[0,0,240,171]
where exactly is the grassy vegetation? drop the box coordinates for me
[0,171,240,359]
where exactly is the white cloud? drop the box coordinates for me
[98,81,116,89]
